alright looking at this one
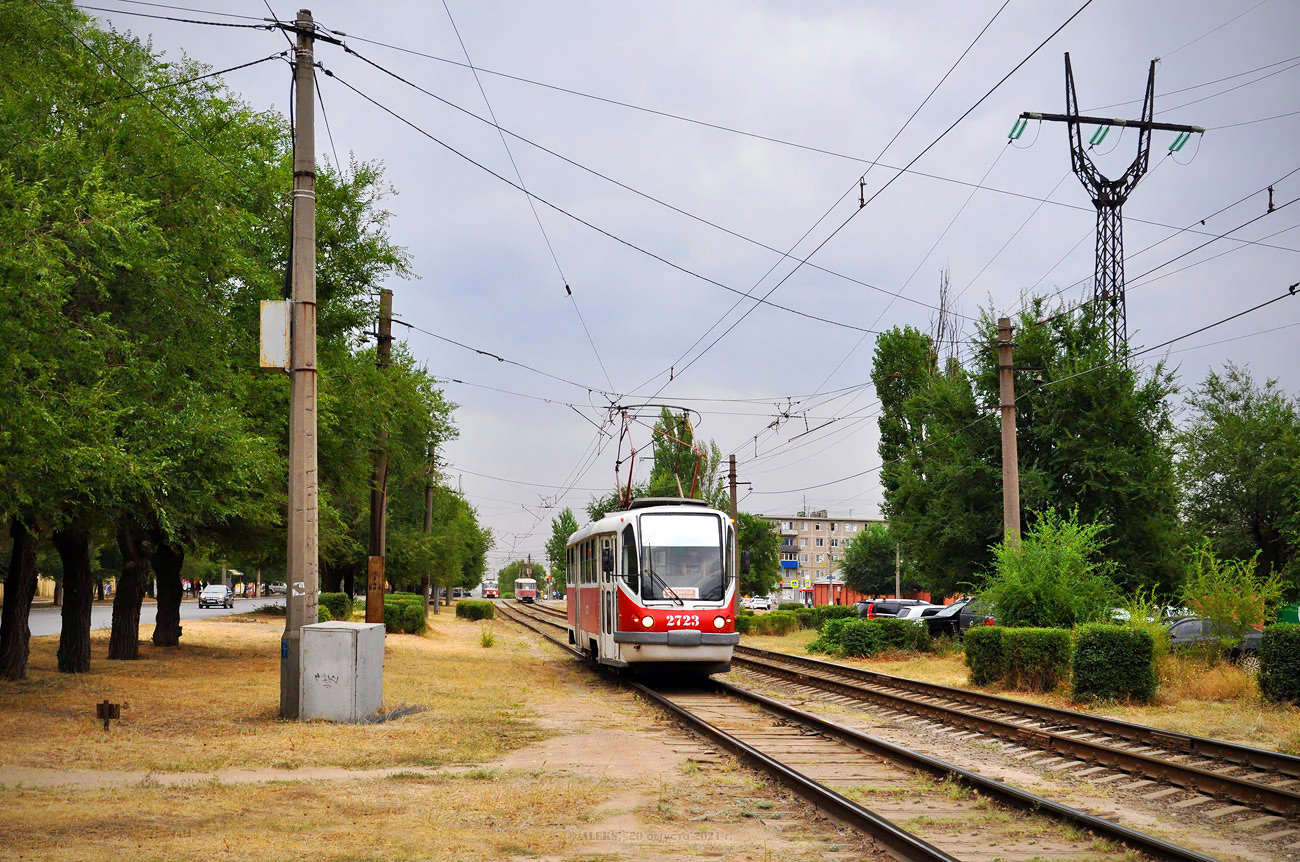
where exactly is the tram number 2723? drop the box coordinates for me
[665,614,700,627]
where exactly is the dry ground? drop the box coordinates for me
[0,611,885,861]
[743,627,1300,754]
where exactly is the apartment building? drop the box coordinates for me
[759,510,884,605]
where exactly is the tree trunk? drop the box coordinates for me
[54,524,93,673]
[320,560,343,593]
[53,581,63,607]
[430,576,439,614]
[108,519,154,661]
[421,573,430,615]
[342,563,356,599]
[152,540,185,647]
[0,518,40,680]
[96,580,105,601]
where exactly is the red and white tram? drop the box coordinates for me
[566,498,741,674]
[515,578,538,603]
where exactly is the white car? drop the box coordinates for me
[198,585,234,609]
[895,604,943,623]
[748,597,772,611]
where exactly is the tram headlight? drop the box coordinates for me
[713,616,726,629]
[641,615,654,628]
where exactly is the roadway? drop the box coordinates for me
[26,596,285,637]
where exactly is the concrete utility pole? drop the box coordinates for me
[280,8,319,720]
[728,454,738,521]
[366,288,393,624]
[422,441,435,615]
[997,317,1021,546]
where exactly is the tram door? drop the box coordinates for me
[599,534,617,661]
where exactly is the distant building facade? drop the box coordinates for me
[758,510,884,606]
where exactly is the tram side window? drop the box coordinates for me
[586,540,595,584]
[622,524,639,592]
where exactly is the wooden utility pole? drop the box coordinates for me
[422,442,435,615]
[728,455,738,520]
[280,9,318,719]
[997,317,1021,545]
[365,288,393,623]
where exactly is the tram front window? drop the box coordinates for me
[638,513,725,602]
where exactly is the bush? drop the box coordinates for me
[964,626,1006,685]
[735,613,754,635]
[1182,541,1284,660]
[401,602,427,634]
[1259,624,1300,704]
[749,610,800,636]
[814,605,857,625]
[777,602,804,611]
[979,508,1119,628]
[808,616,854,654]
[1002,628,1071,692]
[455,600,496,621]
[1072,624,1157,702]
[317,605,333,623]
[319,592,353,622]
[794,608,815,630]
[835,618,931,658]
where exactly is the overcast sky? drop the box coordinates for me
[79,0,1299,571]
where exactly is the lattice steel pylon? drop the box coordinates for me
[1018,53,1203,356]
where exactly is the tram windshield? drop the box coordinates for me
[638,513,725,602]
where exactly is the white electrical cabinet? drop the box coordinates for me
[299,621,385,722]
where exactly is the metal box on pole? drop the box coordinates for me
[299,621,385,723]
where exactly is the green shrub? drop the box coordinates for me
[319,592,352,622]
[455,600,496,621]
[1117,586,1170,660]
[1072,624,1156,702]
[838,620,882,657]
[813,605,857,625]
[317,605,333,623]
[964,626,1006,685]
[735,613,754,635]
[777,602,803,611]
[1259,624,1300,704]
[829,618,931,658]
[401,602,427,634]
[794,608,815,630]
[1001,628,1071,692]
[979,508,1119,628]
[874,617,930,652]
[1182,541,1284,661]
[749,610,799,636]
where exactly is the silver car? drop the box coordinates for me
[198,585,234,609]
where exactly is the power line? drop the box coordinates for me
[74,2,277,29]
[437,0,614,392]
[320,66,893,337]
[1207,108,1300,131]
[94,0,265,20]
[1085,53,1300,113]
[1161,0,1272,59]
[312,66,343,171]
[93,51,287,104]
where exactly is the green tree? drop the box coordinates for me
[736,513,780,596]
[545,508,580,595]
[841,523,919,597]
[498,559,546,596]
[1178,364,1300,597]
[1181,540,1284,658]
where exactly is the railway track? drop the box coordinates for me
[733,645,1300,826]
[495,600,1217,862]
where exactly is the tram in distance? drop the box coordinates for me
[514,577,538,603]
[481,578,499,599]
[565,497,744,674]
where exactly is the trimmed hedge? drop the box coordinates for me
[777,602,804,611]
[317,605,333,623]
[456,599,496,621]
[319,592,353,622]
[965,627,1070,692]
[813,605,857,625]
[401,602,427,634]
[963,626,1006,685]
[735,613,754,635]
[1072,624,1156,702]
[748,610,800,636]
[1260,623,1300,704]
[383,594,428,633]
[808,616,855,653]
[829,618,931,658]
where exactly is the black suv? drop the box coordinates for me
[923,598,995,639]
[856,598,928,619]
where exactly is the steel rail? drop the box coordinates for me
[736,645,1300,780]
[711,678,1217,862]
[497,600,1222,861]
[734,650,1300,817]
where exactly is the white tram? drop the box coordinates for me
[565,498,742,674]
[515,578,538,603]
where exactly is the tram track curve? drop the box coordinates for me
[495,599,1217,862]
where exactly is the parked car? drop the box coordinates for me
[895,604,944,622]
[856,598,928,619]
[198,585,234,609]
[1165,616,1263,668]
[748,596,772,611]
[268,582,287,595]
[922,598,995,638]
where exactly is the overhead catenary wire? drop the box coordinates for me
[437,0,615,392]
[74,2,277,29]
[93,51,288,104]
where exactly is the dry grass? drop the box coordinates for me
[0,771,613,862]
[0,611,561,773]
[744,628,1300,754]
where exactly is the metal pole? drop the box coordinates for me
[422,441,434,615]
[997,317,1021,546]
[280,8,318,719]
[894,545,900,599]
[728,454,738,520]
[366,288,393,623]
